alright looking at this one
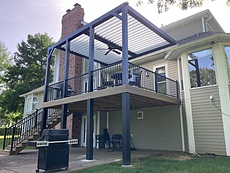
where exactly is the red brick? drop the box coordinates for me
[58,4,84,139]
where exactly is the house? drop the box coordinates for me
[2,2,230,166]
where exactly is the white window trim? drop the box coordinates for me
[25,94,38,115]
[187,47,216,88]
[223,44,230,83]
[153,63,169,95]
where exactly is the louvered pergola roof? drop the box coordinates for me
[50,2,176,65]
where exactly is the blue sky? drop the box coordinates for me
[0,0,229,55]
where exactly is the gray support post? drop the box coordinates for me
[86,26,95,160]
[41,48,53,134]
[122,92,131,165]
[86,99,94,160]
[61,104,68,129]
[61,40,70,129]
[122,5,131,166]
[122,6,129,85]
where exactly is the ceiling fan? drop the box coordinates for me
[97,46,121,55]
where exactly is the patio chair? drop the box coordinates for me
[111,134,122,149]
[129,68,142,87]
[98,72,114,89]
[67,85,77,96]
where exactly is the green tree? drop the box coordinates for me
[0,41,11,87]
[0,33,54,122]
[137,0,230,13]
[189,68,216,88]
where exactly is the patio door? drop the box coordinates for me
[81,115,96,147]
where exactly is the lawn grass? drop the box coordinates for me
[0,136,4,149]
[72,155,230,173]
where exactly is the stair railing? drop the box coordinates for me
[2,108,60,151]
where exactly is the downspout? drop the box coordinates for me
[202,17,206,32]
[205,16,212,32]
[202,16,212,32]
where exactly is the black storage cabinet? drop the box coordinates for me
[36,129,69,172]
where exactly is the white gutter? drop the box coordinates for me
[165,33,230,60]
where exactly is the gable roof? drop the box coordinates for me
[162,9,224,33]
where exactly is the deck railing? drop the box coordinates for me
[46,62,179,101]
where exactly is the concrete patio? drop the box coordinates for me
[0,147,185,173]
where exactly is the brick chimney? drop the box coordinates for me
[61,3,84,39]
[59,3,84,81]
[58,3,84,142]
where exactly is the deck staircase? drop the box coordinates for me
[0,108,65,155]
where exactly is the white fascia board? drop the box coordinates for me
[19,86,44,97]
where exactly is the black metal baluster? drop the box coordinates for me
[3,127,7,150]
[10,125,16,151]
[155,72,158,93]
[34,109,38,128]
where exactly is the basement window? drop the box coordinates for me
[188,49,216,88]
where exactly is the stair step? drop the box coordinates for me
[0,149,10,155]
[16,143,27,148]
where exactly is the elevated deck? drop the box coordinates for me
[42,85,180,111]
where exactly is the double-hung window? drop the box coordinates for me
[26,94,38,114]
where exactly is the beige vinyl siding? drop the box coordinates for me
[181,91,189,152]
[163,19,203,41]
[168,60,179,97]
[168,60,179,80]
[141,58,179,97]
[99,111,107,134]
[190,85,226,155]
[141,58,166,71]
[109,106,183,151]
[38,92,44,108]
[109,111,122,135]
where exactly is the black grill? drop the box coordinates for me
[36,129,69,172]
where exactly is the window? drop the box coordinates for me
[32,96,38,110]
[188,49,216,88]
[224,46,230,82]
[26,94,38,113]
[83,59,99,73]
[155,66,166,94]
[26,97,32,112]
[84,79,96,93]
